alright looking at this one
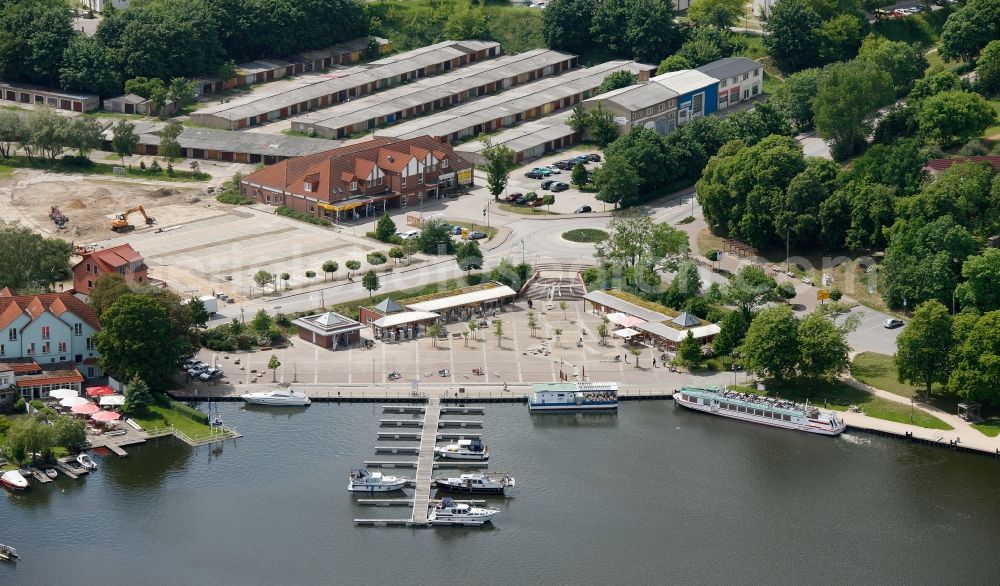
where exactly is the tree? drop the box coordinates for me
[88,273,133,318]
[597,70,638,95]
[159,122,183,162]
[713,310,748,355]
[305,270,316,283]
[188,296,209,329]
[97,293,186,389]
[939,0,1000,61]
[388,246,404,265]
[571,162,589,187]
[0,0,73,86]
[542,193,555,213]
[367,251,387,266]
[281,272,290,290]
[63,118,103,158]
[267,354,281,382]
[723,266,781,323]
[5,417,55,464]
[112,120,139,164]
[656,54,691,75]
[125,76,168,111]
[345,260,361,279]
[882,217,975,309]
[123,375,155,415]
[949,310,1000,406]
[428,322,442,347]
[322,260,339,281]
[896,300,953,398]
[253,269,274,293]
[763,0,822,73]
[591,0,681,63]
[494,319,504,347]
[678,331,703,366]
[857,35,928,97]
[816,14,864,65]
[444,0,491,40]
[167,77,197,108]
[688,0,745,28]
[250,309,273,336]
[909,70,967,102]
[416,219,454,255]
[553,327,564,347]
[843,182,896,252]
[977,40,1000,95]
[373,214,397,242]
[401,238,419,265]
[597,317,609,343]
[796,312,850,379]
[771,68,821,131]
[916,90,996,148]
[739,306,800,381]
[59,34,122,98]
[0,221,72,291]
[593,155,638,209]
[957,249,1000,313]
[362,270,380,299]
[53,416,85,451]
[455,240,484,275]
[0,110,25,158]
[542,0,595,54]
[663,260,702,308]
[676,26,735,68]
[527,312,537,337]
[595,212,688,291]
[27,107,68,160]
[479,136,517,200]
[814,60,893,160]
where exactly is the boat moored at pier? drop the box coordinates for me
[674,386,846,436]
[528,382,618,412]
[434,438,489,460]
[1,470,29,491]
[348,467,409,493]
[241,389,311,406]
[427,497,499,526]
[433,473,515,495]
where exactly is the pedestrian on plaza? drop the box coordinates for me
[653,357,656,368]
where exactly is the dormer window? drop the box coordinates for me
[442,159,449,168]
[401,175,407,188]
[351,181,358,191]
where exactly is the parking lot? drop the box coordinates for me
[499,149,608,215]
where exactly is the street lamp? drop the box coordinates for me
[520,238,525,265]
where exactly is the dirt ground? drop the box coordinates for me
[0,168,212,241]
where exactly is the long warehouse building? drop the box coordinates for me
[190,40,501,130]
[375,60,655,144]
[454,110,576,165]
[289,48,577,139]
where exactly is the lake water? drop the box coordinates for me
[3,401,1000,585]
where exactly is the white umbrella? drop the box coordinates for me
[49,388,80,401]
[613,327,640,339]
[60,396,90,408]
[99,395,126,407]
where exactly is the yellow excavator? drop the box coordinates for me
[111,206,156,232]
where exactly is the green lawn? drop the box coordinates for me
[734,378,953,430]
[498,203,559,215]
[850,352,921,398]
[0,155,208,182]
[451,220,498,240]
[972,420,1000,437]
[562,228,608,243]
[131,400,217,441]
[329,273,487,318]
[984,100,1000,139]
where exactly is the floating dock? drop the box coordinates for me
[377,431,421,440]
[364,460,489,469]
[29,468,52,484]
[411,397,441,525]
[379,419,423,428]
[382,406,426,414]
[356,498,485,507]
[437,420,482,428]
[441,407,484,415]
[374,446,421,455]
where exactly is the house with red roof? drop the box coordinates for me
[0,288,102,400]
[239,135,473,222]
[71,243,148,295]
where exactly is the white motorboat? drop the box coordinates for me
[44,468,58,479]
[433,438,489,460]
[76,454,98,470]
[427,497,499,526]
[1,470,29,491]
[240,389,311,406]
[434,473,514,495]
[0,543,18,562]
[348,467,409,493]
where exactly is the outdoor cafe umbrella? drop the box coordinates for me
[60,396,90,408]
[613,327,640,339]
[99,395,126,407]
[49,388,80,401]
[71,402,100,415]
[91,410,122,422]
[86,386,115,397]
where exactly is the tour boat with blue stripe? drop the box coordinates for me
[674,386,846,436]
[528,382,618,411]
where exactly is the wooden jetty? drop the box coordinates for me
[106,443,128,457]
[411,397,441,525]
[377,431,421,440]
[29,468,52,484]
[437,419,483,428]
[54,462,81,479]
[379,419,423,428]
[374,446,421,455]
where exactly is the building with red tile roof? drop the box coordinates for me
[239,135,474,222]
[72,243,148,295]
[923,156,1000,174]
[0,289,101,399]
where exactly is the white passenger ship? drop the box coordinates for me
[674,386,846,436]
[528,382,618,411]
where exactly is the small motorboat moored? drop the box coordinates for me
[0,470,29,491]
[76,454,98,470]
[0,543,18,562]
[348,467,409,493]
[240,389,311,406]
[433,473,515,495]
[433,438,489,461]
[427,497,499,526]
[44,468,57,479]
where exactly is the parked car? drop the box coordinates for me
[540,179,555,190]
[199,367,224,381]
[534,167,553,177]
[183,359,203,370]
[530,198,546,207]
[525,170,543,179]
[545,166,562,174]
[401,229,420,240]
[515,196,529,205]
[550,182,569,192]
[505,192,522,202]
[586,153,602,162]
[449,225,463,235]
[801,277,814,286]
[554,160,574,170]
[883,318,904,329]
[187,364,209,377]
[574,205,592,213]
[467,231,487,240]
[570,156,589,164]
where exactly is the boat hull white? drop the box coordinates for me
[348,482,407,493]
[241,393,311,406]
[0,471,29,491]
[433,450,489,461]
[528,401,618,411]
[674,393,846,436]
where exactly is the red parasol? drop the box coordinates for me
[71,402,100,415]
[86,386,115,397]
[91,410,122,421]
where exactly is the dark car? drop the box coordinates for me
[505,192,523,202]
[574,205,592,213]
[554,160,574,170]
[515,196,528,205]
[540,179,555,190]
[525,170,543,179]
[571,156,589,164]
[467,231,487,240]
[882,318,904,329]
[586,153,602,162]
[550,182,569,192]
[449,225,463,235]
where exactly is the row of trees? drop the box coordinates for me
[896,300,1000,406]
[2,413,86,465]
[541,0,684,64]
[739,305,855,381]
[0,0,367,97]
[0,221,72,292]
[0,108,104,161]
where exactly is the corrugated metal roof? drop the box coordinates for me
[405,285,517,312]
[583,82,676,111]
[695,57,760,81]
[372,311,440,328]
[582,290,670,322]
[652,69,718,95]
